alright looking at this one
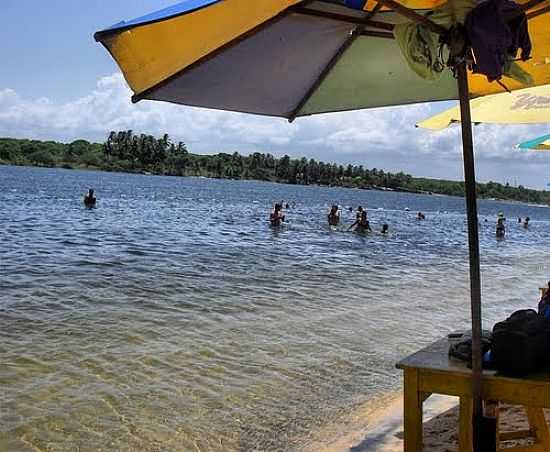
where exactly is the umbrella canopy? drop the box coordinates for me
[517,133,550,150]
[417,84,550,130]
[95,0,550,119]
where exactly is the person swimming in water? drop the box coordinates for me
[417,211,426,220]
[381,223,389,234]
[349,206,363,230]
[523,217,530,228]
[351,209,371,233]
[328,205,340,226]
[83,189,96,207]
[496,217,505,238]
[357,210,371,233]
[270,203,285,227]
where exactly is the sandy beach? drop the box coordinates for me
[303,393,458,452]
[305,393,550,451]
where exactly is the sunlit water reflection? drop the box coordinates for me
[1,166,549,451]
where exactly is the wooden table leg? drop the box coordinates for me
[404,368,423,452]
[459,396,473,452]
[526,407,550,452]
[485,401,500,450]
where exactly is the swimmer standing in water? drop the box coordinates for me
[496,217,505,238]
[328,205,340,227]
[270,203,285,227]
[350,209,371,233]
[83,189,96,207]
[349,206,363,228]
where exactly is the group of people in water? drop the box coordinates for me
[270,202,535,240]
[271,202,389,234]
[85,188,533,240]
[328,205,378,232]
[494,212,530,239]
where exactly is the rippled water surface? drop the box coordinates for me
[1,165,550,451]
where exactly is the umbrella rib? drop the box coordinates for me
[527,4,550,18]
[287,25,365,122]
[131,0,315,103]
[360,30,394,38]
[504,0,550,21]
[288,3,385,122]
[290,7,395,31]
[371,0,447,34]
[520,0,550,12]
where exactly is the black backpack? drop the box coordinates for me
[491,309,550,377]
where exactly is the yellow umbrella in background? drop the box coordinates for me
[417,84,550,130]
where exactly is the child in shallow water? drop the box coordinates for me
[270,203,285,227]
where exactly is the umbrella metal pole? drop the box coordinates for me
[456,62,486,451]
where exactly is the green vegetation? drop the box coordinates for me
[1,132,549,205]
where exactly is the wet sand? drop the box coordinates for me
[304,394,457,452]
[305,394,550,451]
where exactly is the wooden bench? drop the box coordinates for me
[396,337,550,451]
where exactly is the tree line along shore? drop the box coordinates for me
[1,132,549,205]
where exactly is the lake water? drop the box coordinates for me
[1,165,549,451]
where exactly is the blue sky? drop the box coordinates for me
[0,0,176,101]
[0,0,548,188]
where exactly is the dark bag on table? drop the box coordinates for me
[448,330,493,367]
[491,309,550,377]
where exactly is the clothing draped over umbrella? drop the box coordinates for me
[95,1,550,450]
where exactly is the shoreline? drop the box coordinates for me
[302,392,459,452]
[0,162,423,195]
[305,394,550,451]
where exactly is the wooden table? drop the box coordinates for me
[396,337,550,451]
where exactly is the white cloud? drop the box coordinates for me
[0,73,548,188]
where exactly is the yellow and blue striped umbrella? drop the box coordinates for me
[95,0,550,119]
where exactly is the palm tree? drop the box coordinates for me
[104,131,117,156]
